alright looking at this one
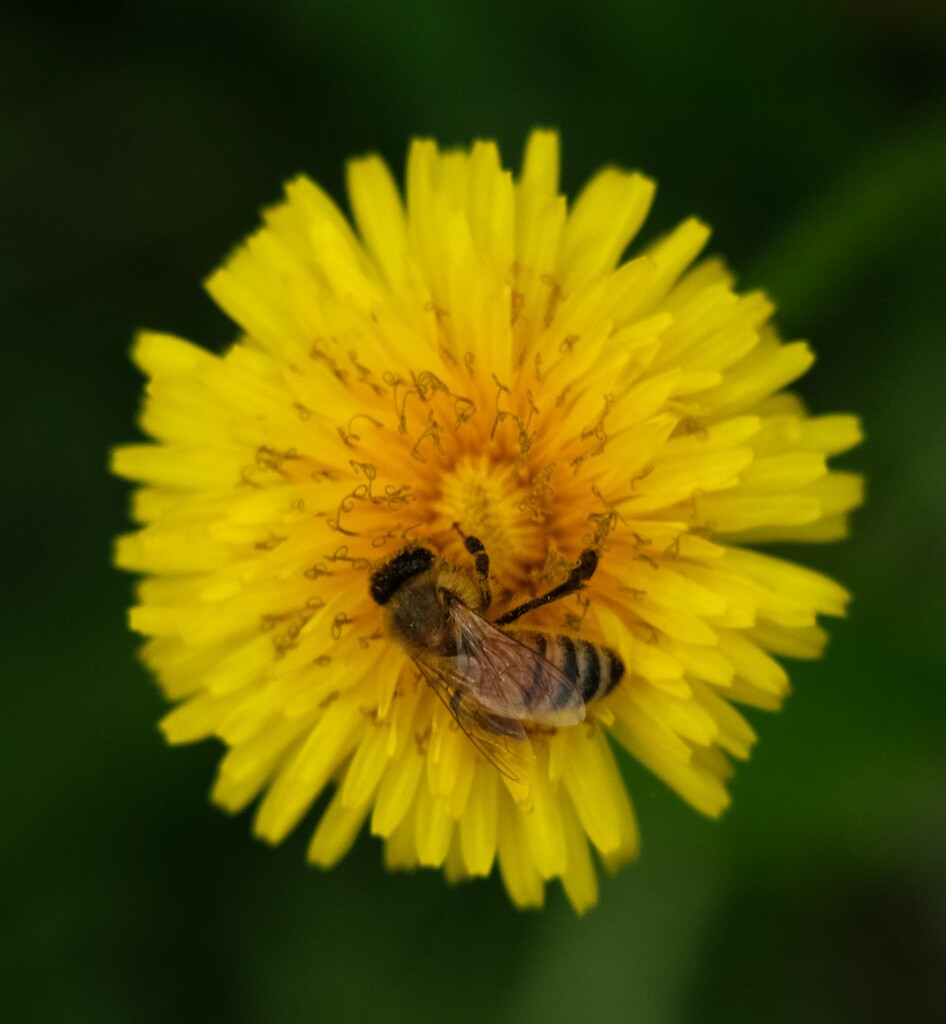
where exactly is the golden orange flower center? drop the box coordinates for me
[433,454,543,587]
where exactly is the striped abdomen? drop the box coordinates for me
[511,630,624,704]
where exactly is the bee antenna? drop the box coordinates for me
[452,523,491,608]
[493,548,600,627]
[576,548,598,580]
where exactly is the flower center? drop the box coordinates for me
[434,455,545,586]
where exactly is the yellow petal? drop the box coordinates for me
[558,167,655,289]
[308,788,370,867]
[558,726,639,859]
[346,153,408,289]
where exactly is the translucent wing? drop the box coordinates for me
[449,601,586,727]
[412,651,534,782]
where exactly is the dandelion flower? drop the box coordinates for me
[112,131,862,911]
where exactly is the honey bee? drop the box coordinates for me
[369,527,624,779]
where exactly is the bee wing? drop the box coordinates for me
[449,602,586,727]
[412,652,534,782]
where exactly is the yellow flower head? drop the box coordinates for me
[112,131,862,912]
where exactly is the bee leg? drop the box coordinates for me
[452,522,491,609]
[492,549,599,626]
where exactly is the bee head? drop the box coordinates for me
[369,546,435,605]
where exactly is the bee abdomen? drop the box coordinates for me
[516,631,624,703]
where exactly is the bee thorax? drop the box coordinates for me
[387,581,459,656]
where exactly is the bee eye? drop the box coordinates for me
[369,546,434,605]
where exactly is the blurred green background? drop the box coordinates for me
[3,1,946,1021]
